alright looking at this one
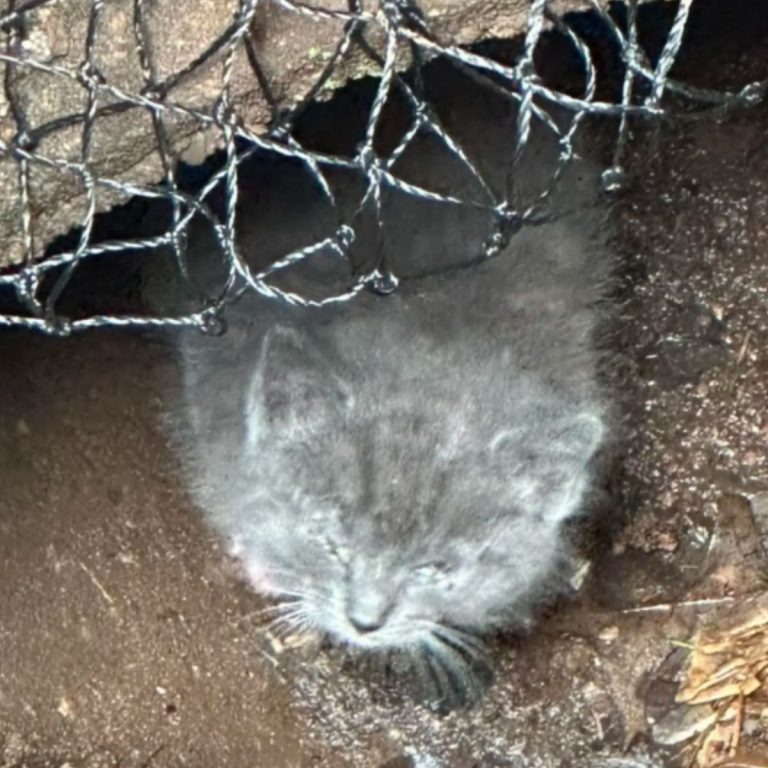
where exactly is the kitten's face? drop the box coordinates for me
[217,323,603,656]
[233,491,551,652]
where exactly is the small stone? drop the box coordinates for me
[57,697,73,718]
[569,558,592,590]
[265,631,285,654]
[598,625,620,643]
[16,418,30,435]
[655,530,679,553]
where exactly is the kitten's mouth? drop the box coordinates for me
[345,622,391,648]
[342,619,495,710]
[306,606,495,708]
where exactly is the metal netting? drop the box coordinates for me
[0,0,765,335]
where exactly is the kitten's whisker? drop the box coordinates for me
[269,616,307,639]
[419,621,474,658]
[237,604,298,627]
[258,580,328,604]
[264,587,313,599]
[266,606,306,628]
[423,634,482,705]
[267,605,316,638]
[265,606,304,625]
[419,644,453,707]
[248,600,302,619]
[429,624,489,663]
[423,634,459,670]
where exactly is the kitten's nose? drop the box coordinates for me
[345,567,393,634]
[348,614,384,634]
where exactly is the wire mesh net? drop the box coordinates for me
[0,0,765,335]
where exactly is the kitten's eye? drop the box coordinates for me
[411,560,453,583]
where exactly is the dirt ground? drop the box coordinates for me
[2,3,768,767]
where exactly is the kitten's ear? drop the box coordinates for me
[492,412,604,522]
[491,412,603,460]
[247,325,353,436]
[548,412,604,459]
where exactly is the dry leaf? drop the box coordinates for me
[710,749,768,767]
[673,595,768,767]
[683,677,762,706]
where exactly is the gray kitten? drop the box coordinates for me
[175,150,612,701]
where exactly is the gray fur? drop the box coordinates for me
[175,166,612,671]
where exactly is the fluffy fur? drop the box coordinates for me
[175,170,612,686]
